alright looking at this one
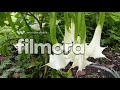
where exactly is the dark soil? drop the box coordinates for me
[0,47,120,78]
[65,47,120,78]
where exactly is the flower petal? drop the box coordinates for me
[46,54,71,70]
[86,25,106,59]
[71,54,92,71]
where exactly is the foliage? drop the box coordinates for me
[0,12,119,78]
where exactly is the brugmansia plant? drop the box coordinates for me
[86,12,106,59]
[46,12,106,72]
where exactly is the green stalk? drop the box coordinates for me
[92,12,105,45]
[78,12,86,44]
[57,25,64,38]
[74,13,80,43]
[43,53,48,78]
[80,12,86,43]
[77,12,82,43]
[64,12,69,31]
[97,12,105,29]
[50,12,57,44]
[79,13,87,62]
[70,12,78,43]
[71,12,86,43]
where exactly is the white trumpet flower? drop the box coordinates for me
[71,54,92,71]
[71,43,92,71]
[46,54,71,70]
[61,19,92,71]
[64,51,76,62]
[86,25,106,59]
[63,26,72,43]
[63,19,75,43]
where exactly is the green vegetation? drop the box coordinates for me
[0,12,119,78]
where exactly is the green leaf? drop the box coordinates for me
[2,71,11,78]
[51,69,60,78]
[0,12,7,26]
[110,12,120,22]
[6,12,17,33]
[2,44,8,55]
[27,60,42,69]
[20,73,26,78]
[60,71,73,78]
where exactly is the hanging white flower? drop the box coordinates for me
[64,51,75,62]
[86,25,106,59]
[63,26,72,43]
[46,54,71,70]
[63,19,75,43]
[71,43,92,71]
[71,54,92,71]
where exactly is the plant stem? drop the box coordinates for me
[50,12,57,44]
[98,12,105,29]
[43,54,48,78]
[57,25,64,38]
[20,12,32,32]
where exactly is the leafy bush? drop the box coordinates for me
[0,12,119,78]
